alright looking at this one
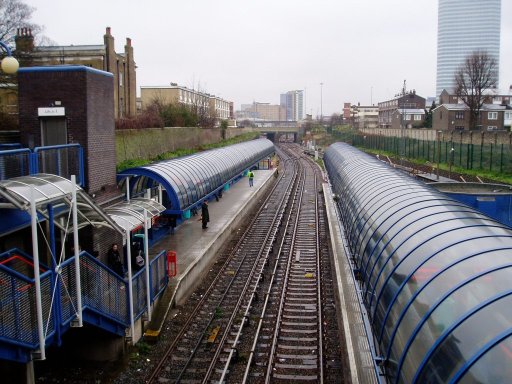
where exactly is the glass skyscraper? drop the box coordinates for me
[436,0,501,97]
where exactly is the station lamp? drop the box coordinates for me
[0,41,19,74]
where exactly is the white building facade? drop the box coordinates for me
[280,90,304,121]
[436,0,501,97]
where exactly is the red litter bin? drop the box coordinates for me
[167,250,177,277]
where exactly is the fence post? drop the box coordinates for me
[500,143,504,174]
[480,132,484,169]
[490,143,493,172]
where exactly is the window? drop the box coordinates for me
[488,112,498,120]
[455,111,464,119]
[487,126,498,131]
[505,112,512,120]
[405,114,412,120]
[414,115,422,121]
[119,73,123,86]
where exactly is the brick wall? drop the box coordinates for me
[85,71,116,194]
[18,66,117,195]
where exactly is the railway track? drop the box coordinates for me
[147,144,344,383]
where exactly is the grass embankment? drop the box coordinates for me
[361,147,512,185]
[117,132,260,172]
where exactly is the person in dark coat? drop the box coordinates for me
[201,200,210,229]
[107,243,123,276]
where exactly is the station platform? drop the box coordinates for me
[145,169,277,338]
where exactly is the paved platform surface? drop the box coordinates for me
[145,169,276,337]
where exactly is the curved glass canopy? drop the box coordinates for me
[324,142,512,383]
[117,139,274,213]
[0,174,164,234]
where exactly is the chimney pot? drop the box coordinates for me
[106,26,111,35]
[126,37,131,46]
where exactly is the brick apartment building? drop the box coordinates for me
[378,91,426,128]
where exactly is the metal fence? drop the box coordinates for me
[81,253,128,325]
[0,148,31,180]
[0,144,84,185]
[0,248,169,357]
[352,133,512,176]
[34,145,83,183]
[0,263,54,348]
[150,250,168,301]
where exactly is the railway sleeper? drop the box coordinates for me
[273,373,318,380]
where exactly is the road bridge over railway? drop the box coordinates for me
[246,121,303,142]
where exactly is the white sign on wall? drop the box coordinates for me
[38,107,65,117]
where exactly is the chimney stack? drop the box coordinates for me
[15,27,34,52]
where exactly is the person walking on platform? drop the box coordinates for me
[107,243,123,276]
[201,200,210,229]
[248,170,254,187]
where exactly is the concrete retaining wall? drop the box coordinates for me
[359,127,512,145]
[115,127,258,162]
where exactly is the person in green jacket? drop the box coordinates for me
[248,170,254,187]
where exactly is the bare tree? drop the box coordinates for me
[0,0,43,45]
[454,50,498,130]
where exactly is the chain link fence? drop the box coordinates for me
[352,132,512,176]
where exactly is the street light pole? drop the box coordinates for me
[320,82,323,122]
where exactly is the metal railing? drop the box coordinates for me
[352,133,512,176]
[0,248,169,359]
[0,144,84,185]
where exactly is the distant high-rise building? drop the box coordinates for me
[280,90,304,121]
[436,0,501,97]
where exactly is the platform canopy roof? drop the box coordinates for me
[0,174,164,234]
[105,198,165,232]
[325,143,512,383]
[117,138,275,214]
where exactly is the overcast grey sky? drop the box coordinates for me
[26,0,511,116]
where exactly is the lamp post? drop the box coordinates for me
[320,82,323,122]
[0,41,20,74]
[436,130,442,181]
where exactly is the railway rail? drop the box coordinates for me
[147,144,344,383]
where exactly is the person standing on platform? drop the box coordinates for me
[107,243,123,276]
[201,200,210,229]
[248,170,254,187]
